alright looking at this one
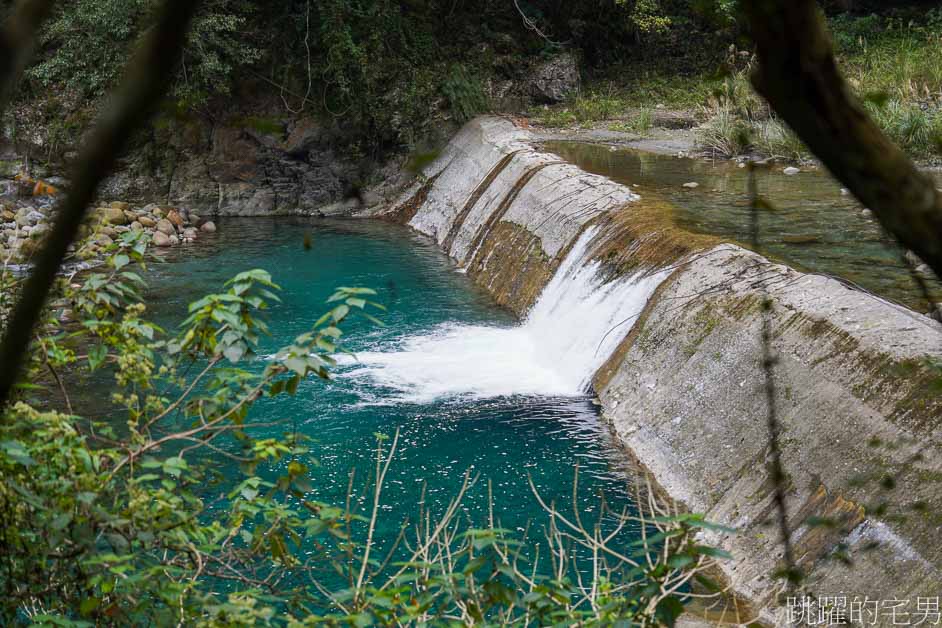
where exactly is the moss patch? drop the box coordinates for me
[589,195,719,278]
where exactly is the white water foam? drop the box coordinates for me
[338,228,669,404]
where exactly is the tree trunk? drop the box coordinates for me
[742,0,942,282]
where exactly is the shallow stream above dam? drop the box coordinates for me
[545,141,942,311]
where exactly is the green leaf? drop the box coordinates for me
[112,254,130,270]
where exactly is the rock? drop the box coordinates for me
[138,215,156,228]
[96,234,114,247]
[110,201,130,211]
[100,226,116,238]
[142,203,161,216]
[130,221,143,231]
[153,231,172,247]
[156,219,175,236]
[861,208,873,218]
[100,206,129,225]
[114,226,130,234]
[29,224,48,240]
[182,227,198,240]
[18,237,39,257]
[783,166,800,176]
[905,250,924,267]
[781,234,821,245]
[199,221,216,233]
[166,209,185,227]
[529,52,581,103]
[738,162,747,169]
[169,235,180,246]
[840,188,850,196]
[682,182,699,189]
[123,210,137,223]
[0,209,13,221]
[188,213,201,226]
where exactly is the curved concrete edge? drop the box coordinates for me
[381,117,942,623]
[597,245,942,623]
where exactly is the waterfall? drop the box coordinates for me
[338,228,669,404]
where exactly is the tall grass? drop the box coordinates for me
[696,107,752,158]
[867,100,942,157]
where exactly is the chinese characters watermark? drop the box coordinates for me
[785,596,942,626]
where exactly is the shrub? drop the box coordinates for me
[442,64,489,123]
[697,106,752,157]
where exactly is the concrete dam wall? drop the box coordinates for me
[378,116,942,624]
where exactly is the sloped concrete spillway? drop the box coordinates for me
[377,117,942,624]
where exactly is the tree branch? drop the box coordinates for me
[742,0,942,282]
[0,0,202,411]
[0,0,53,113]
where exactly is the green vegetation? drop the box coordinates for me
[0,231,727,624]
[529,7,942,162]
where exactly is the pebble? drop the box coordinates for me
[682,182,699,189]
[783,167,800,176]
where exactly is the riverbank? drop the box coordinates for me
[526,10,942,166]
[381,116,942,625]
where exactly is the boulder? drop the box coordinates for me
[96,233,114,247]
[199,221,217,233]
[29,224,48,240]
[529,52,581,103]
[156,219,175,236]
[130,221,143,231]
[153,231,172,247]
[169,234,180,246]
[18,237,39,257]
[100,206,129,225]
[138,215,156,228]
[166,209,185,227]
[0,209,14,222]
[110,201,130,211]
[182,227,198,239]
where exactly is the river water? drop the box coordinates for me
[545,141,942,311]
[145,217,648,576]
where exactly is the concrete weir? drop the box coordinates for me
[379,117,942,624]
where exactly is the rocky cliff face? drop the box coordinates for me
[379,116,942,625]
[3,112,376,217]
[98,115,365,217]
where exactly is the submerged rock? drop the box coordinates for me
[682,182,699,189]
[199,221,216,233]
[783,166,800,175]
